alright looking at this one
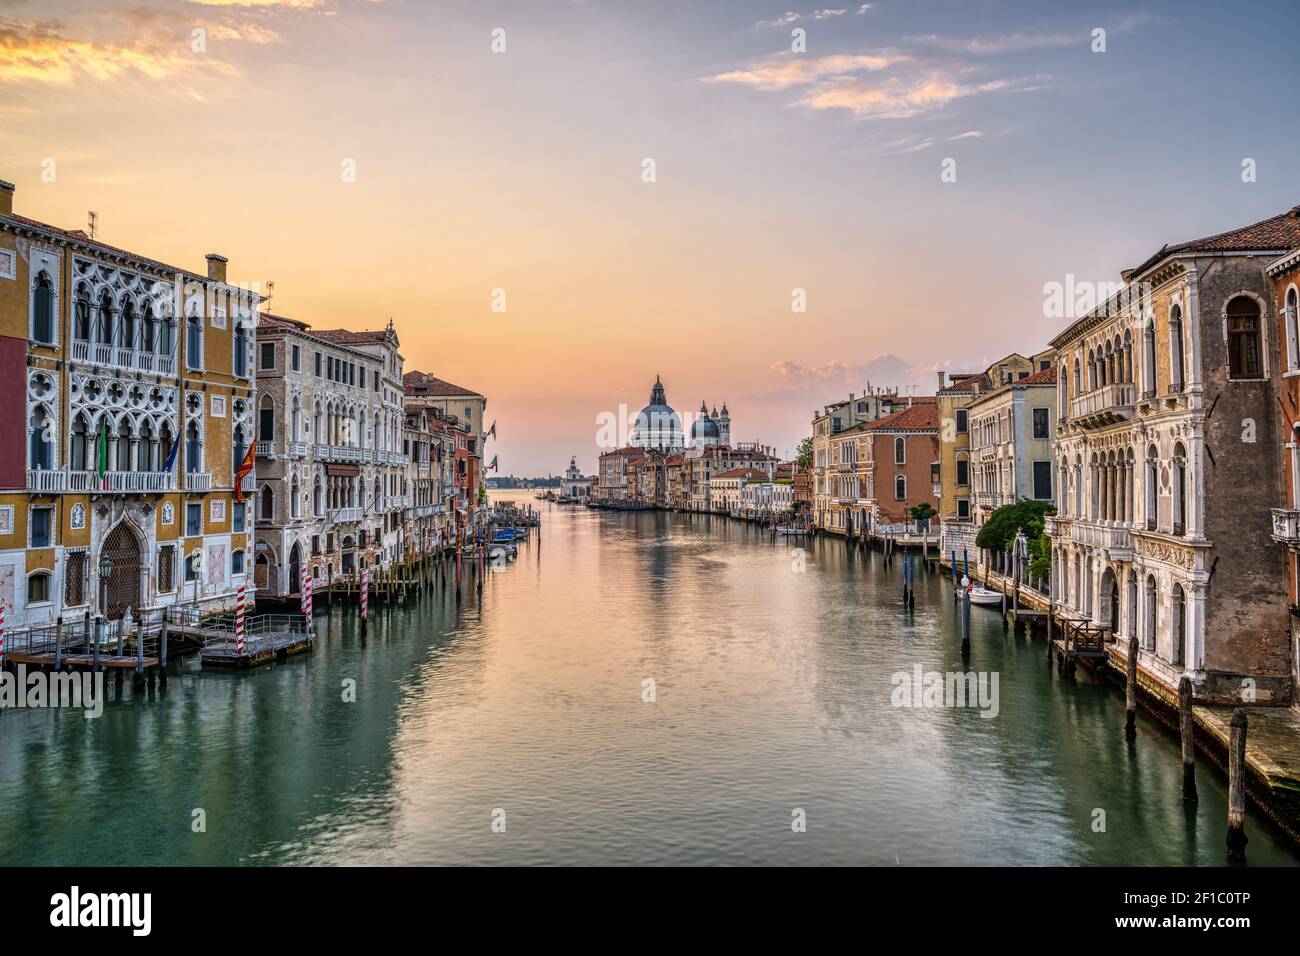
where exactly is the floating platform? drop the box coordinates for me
[200,631,314,669]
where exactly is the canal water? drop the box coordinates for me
[1,491,1296,866]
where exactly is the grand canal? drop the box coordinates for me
[1,491,1296,866]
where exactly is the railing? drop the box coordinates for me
[184,471,212,492]
[68,470,173,493]
[1069,382,1136,424]
[1069,520,1134,556]
[27,468,66,493]
[70,339,176,377]
[241,473,256,493]
[329,507,362,523]
[256,441,275,458]
[287,441,308,459]
[1272,507,1300,544]
[387,495,409,509]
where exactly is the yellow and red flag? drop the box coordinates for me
[233,441,256,503]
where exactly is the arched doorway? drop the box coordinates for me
[255,550,270,590]
[1100,567,1118,634]
[288,542,302,596]
[102,521,143,620]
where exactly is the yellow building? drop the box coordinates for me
[0,179,260,628]
[935,351,1053,559]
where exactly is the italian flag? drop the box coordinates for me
[96,419,108,489]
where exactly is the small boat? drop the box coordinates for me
[488,544,516,562]
[964,584,1003,607]
[775,525,806,536]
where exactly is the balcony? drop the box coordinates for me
[256,441,275,458]
[68,470,174,493]
[1272,508,1300,545]
[184,471,212,492]
[71,339,176,377]
[1068,382,1135,427]
[27,469,67,493]
[328,507,363,524]
[1069,520,1134,560]
[241,473,257,493]
[287,441,308,459]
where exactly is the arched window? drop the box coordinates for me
[313,475,322,516]
[259,396,275,443]
[120,299,135,351]
[1226,296,1262,379]
[185,420,202,474]
[1172,585,1186,666]
[233,323,248,378]
[1172,442,1187,535]
[97,293,114,345]
[70,413,89,471]
[893,437,905,465]
[1087,349,1097,390]
[75,285,91,341]
[160,421,175,473]
[27,570,52,604]
[1286,287,1300,372]
[291,476,301,519]
[259,484,274,521]
[186,313,203,370]
[140,420,158,471]
[158,316,174,357]
[314,401,322,442]
[1169,304,1185,391]
[1145,444,1159,531]
[141,305,156,355]
[233,424,247,476]
[33,271,54,344]
[232,549,245,575]
[1143,321,1156,396]
[894,474,906,501]
[1144,575,1157,652]
[115,418,131,471]
[1122,329,1133,383]
[292,396,302,441]
[1073,355,1081,395]
[29,405,53,469]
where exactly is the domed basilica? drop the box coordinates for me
[629,375,730,453]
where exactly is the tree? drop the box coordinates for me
[975,498,1055,577]
[796,436,813,470]
[909,503,936,529]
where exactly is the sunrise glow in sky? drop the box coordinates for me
[3,0,1297,472]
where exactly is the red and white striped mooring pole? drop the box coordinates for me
[235,583,246,656]
[0,601,6,665]
[302,565,313,624]
[360,565,369,627]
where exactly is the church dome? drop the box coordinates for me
[691,400,720,445]
[630,375,684,451]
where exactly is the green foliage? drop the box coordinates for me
[796,437,813,470]
[909,503,936,522]
[975,498,1056,577]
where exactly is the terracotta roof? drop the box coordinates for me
[404,371,484,398]
[938,374,988,394]
[257,312,310,332]
[1131,204,1300,276]
[862,403,940,432]
[1018,365,1057,386]
[714,467,766,479]
[313,328,393,345]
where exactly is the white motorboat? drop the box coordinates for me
[963,584,1003,607]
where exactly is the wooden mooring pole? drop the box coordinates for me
[1179,676,1197,804]
[1226,708,1248,861]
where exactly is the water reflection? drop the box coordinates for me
[0,492,1295,866]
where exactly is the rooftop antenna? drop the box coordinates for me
[264,281,275,310]
[87,211,98,240]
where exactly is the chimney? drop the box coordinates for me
[0,179,13,217]
[936,370,946,389]
[205,253,228,284]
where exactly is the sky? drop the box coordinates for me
[2,0,1298,473]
